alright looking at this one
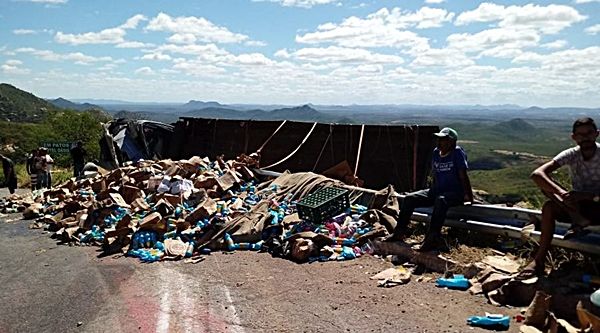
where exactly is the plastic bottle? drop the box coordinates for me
[436,274,470,290]
[336,246,356,261]
[131,234,139,249]
[467,314,510,329]
[174,206,183,217]
[332,237,355,246]
[591,289,600,307]
[361,241,375,255]
[224,233,235,251]
[185,241,195,257]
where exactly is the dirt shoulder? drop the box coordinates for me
[0,212,520,333]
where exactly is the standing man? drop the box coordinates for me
[37,147,54,189]
[1,154,17,194]
[70,141,87,178]
[385,127,474,251]
[521,117,600,277]
[26,149,38,191]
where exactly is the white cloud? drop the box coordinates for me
[575,0,600,3]
[356,64,383,74]
[15,47,113,64]
[55,28,125,45]
[141,53,172,61]
[512,47,600,70]
[447,28,540,55]
[411,48,474,67]
[55,14,146,45]
[13,29,37,35]
[279,46,404,64]
[25,0,67,3]
[151,43,230,59]
[120,14,147,29]
[274,49,291,59]
[541,40,567,49]
[226,53,274,66]
[585,24,600,35]
[1,60,30,75]
[167,33,197,44]
[245,40,268,47]
[134,67,155,75]
[251,0,337,8]
[116,41,154,48]
[390,7,455,29]
[145,12,249,44]
[455,3,586,34]
[425,0,445,3]
[96,63,118,72]
[296,7,453,52]
[171,60,227,77]
[1,65,30,74]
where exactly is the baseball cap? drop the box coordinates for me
[433,127,458,141]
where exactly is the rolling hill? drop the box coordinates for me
[0,83,59,122]
[47,97,103,111]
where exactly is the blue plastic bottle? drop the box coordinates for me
[436,274,470,290]
[336,246,356,261]
[224,233,235,251]
[185,241,195,257]
[467,314,510,329]
[332,237,355,246]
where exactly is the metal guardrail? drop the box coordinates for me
[254,168,600,255]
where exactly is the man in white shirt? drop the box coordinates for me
[522,117,600,278]
[36,147,54,189]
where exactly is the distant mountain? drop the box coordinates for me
[48,97,103,111]
[182,104,336,123]
[0,83,58,122]
[112,110,178,124]
[181,100,224,111]
[72,98,139,105]
[490,118,537,136]
[267,105,325,120]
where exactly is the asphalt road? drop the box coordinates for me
[0,191,520,333]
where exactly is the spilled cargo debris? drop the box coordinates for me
[0,155,388,264]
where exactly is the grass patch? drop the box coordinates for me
[469,164,570,208]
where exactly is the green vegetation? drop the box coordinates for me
[0,84,111,190]
[0,83,60,122]
[0,109,110,166]
[454,118,575,208]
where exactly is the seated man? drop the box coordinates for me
[385,127,473,251]
[522,117,600,277]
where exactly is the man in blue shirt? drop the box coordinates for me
[385,127,474,251]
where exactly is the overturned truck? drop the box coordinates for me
[99,117,600,257]
[101,117,438,193]
[99,119,175,170]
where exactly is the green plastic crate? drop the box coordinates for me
[296,187,350,223]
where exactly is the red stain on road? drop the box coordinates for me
[116,270,161,332]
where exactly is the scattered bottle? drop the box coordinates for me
[224,233,235,251]
[436,274,470,290]
[591,289,600,307]
[467,313,510,329]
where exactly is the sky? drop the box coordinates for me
[0,0,599,107]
